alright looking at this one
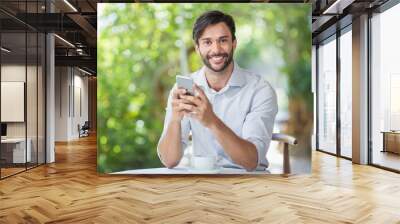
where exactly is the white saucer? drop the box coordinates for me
[187,168,221,174]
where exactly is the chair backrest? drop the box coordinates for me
[82,121,90,129]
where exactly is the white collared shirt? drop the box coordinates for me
[158,62,278,170]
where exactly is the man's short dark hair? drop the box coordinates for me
[192,10,236,45]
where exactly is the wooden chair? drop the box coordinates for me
[271,133,298,174]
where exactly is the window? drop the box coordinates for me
[370,3,400,171]
[339,28,352,158]
[317,36,337,154]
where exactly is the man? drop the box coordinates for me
[157,10,278,171]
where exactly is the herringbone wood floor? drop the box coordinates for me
[1,135,400,224]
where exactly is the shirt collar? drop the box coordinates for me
[196,61,246,89]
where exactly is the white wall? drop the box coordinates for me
[1,65,26,139]
[55,67,89,141]
[1,65,41,137]
[55,66,69,141]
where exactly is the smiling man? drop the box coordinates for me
[157,10,278,171]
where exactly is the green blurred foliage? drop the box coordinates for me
[98,3,311,173]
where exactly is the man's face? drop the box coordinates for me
[196,22,237,73]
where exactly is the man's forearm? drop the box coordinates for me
[208,118,258,171]
[158,121,183,168]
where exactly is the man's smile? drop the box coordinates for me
[208,54,228,65]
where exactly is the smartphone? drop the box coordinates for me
[176,75,194,96]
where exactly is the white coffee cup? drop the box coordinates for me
[191,156,216,170]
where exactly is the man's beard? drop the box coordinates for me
[201,49,234,73]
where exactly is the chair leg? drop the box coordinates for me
[283,143,290,174]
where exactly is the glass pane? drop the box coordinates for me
[26,0,39,169]
[371,4,400,171]
[27,31,38,169]
[318,37,337,154]
[1,29,27,177]
[38,32,45,165]
[340,29,352,158]
[0,1,46,178]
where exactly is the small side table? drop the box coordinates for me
[381,131,400,154]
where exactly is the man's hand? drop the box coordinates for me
[171,88,193,122]
[158,87,192,169]
[180,85,218,128]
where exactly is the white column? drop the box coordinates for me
[352,14,369,164]
[46,1,55,163]
[46,33,55,163]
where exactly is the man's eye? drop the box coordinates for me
[204,41,211,45]
[221,39,227,43]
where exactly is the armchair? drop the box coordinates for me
[271,133,298,174]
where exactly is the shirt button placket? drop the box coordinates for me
[210,94,216,114]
